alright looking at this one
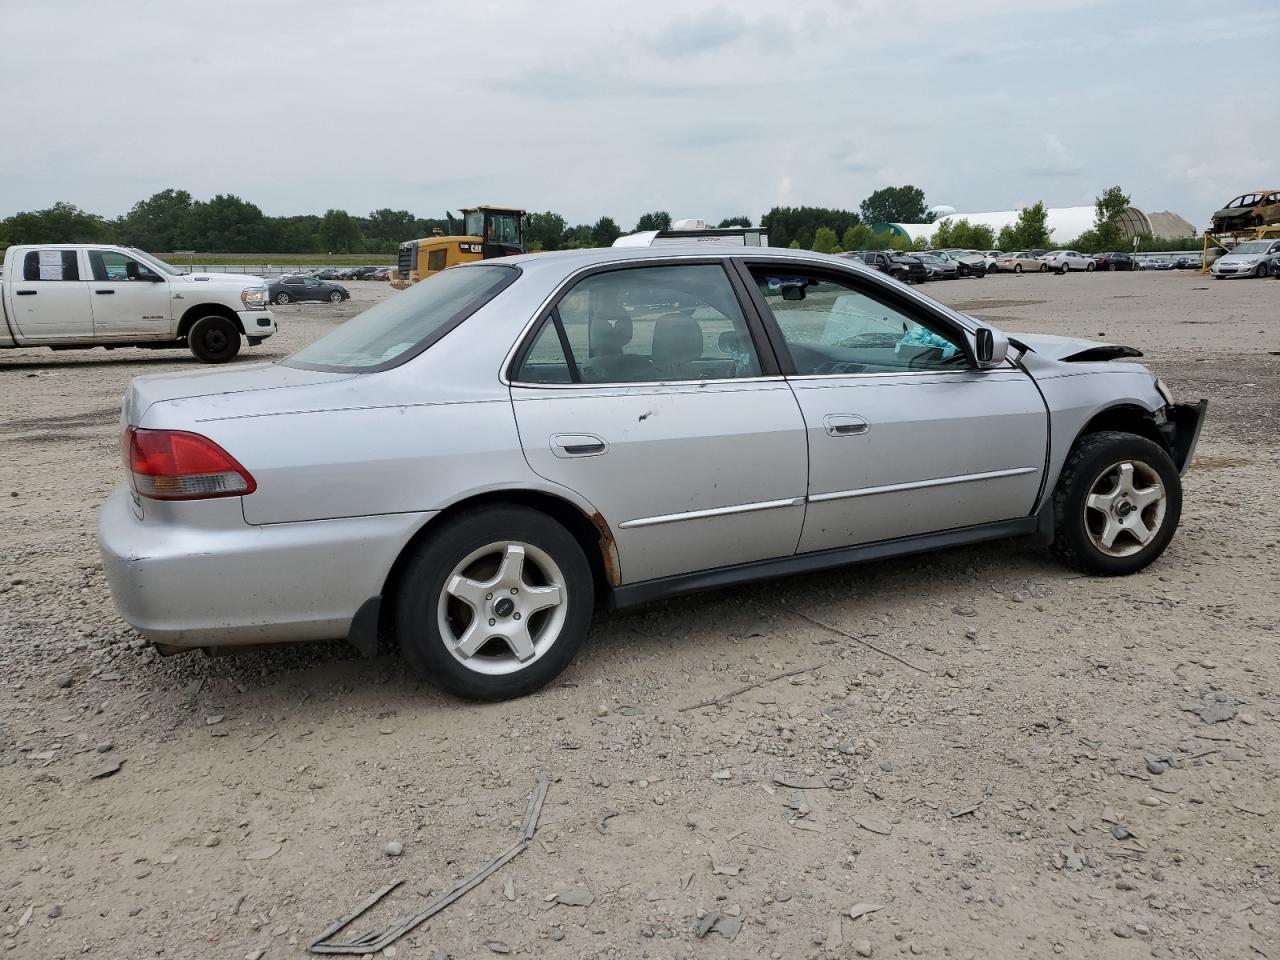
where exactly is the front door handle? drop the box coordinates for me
[551,433,608,458]
[823,414,869,437]
[16,290,37,296]
[95,289,116,295]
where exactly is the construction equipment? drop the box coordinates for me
[390,206,524,289]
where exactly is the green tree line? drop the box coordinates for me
[0,184,1198,257]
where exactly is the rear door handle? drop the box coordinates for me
[95,289,115,295]
[551,434,608,458]
[16,290,36,296]
[823,414,869,437]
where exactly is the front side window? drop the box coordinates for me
[750,269,968,376]
[284,264,517,372]
[90,250,160,281]
[22,249,80,281]
[514,264,762,385]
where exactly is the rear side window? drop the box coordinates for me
[513,264,762,385]
[23,250,80,281]
[284,264,518,372]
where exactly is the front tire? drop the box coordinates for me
[187,315,241,364]
[1256,262,1270,278]
[329,290,343,302]
[1051,431,1182,575]
[1086,262,1095,272]
[395,506,593,701]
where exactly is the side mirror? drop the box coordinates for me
[974,326,1009,367]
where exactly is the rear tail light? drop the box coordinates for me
[123,427,256,500]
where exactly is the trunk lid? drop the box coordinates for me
[123,362,354,425]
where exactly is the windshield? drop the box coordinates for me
[283,264,518,373]
[128,248,184,276]
[464,210,484,236]
[1231,241,1271,255]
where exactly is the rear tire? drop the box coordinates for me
[1014,264,1023,274]
[274,291,291,304]
[1051,431,1182,576]
[187,315,241,364]
[395,506,593,701]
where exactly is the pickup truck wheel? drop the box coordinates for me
[395,506,593,701]
[187,315,241,364]
[1051,431,1182,576]
[274,291,291,304]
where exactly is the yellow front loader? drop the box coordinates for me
[390,206,525,289]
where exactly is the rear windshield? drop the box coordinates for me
[283,264,518,372]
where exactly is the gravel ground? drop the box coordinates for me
[1,271,1278,960]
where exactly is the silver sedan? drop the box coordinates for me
[99,246,1206,700]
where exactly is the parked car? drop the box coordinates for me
[1140,257,1173,271]
[926,249,986,277]
[990,251,1044,274]
[347,266,380,280]
[1041,250,1095,274]
[1093,252,1136,271]
[1209,190,1280,233]
[1209,238,1280,278]
[916,253,959,280]
[844,250,927,284]
[371,267,394,281]
[1170,255,1202,270]
[98,246,1205,700]
[0,243,274,363]
[268,275,350,304]
[315,268,343,280]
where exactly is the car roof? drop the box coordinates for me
[496,243,880,278]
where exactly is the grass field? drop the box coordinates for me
[154,252,391,266]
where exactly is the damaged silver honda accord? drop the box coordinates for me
[99,246,1206,700]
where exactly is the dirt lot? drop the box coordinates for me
[2,271,1278,960]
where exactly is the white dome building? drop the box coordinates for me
[881,206,1195,245]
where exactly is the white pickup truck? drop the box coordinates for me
[0,244,275,363]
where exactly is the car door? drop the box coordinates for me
[86,249,173,337]
[740,261,1048,554]
[509,260,809,584]
[6,248,93,340]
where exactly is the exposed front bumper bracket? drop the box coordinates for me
[1159,399,1208,475]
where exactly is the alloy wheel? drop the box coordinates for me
[1083,461,1167,558]
[436,541,568,675]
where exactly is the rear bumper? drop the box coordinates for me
[97,486,431,648]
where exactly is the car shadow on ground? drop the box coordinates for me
[0,351,289,371]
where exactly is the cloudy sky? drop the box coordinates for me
[2,0,1277,229]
